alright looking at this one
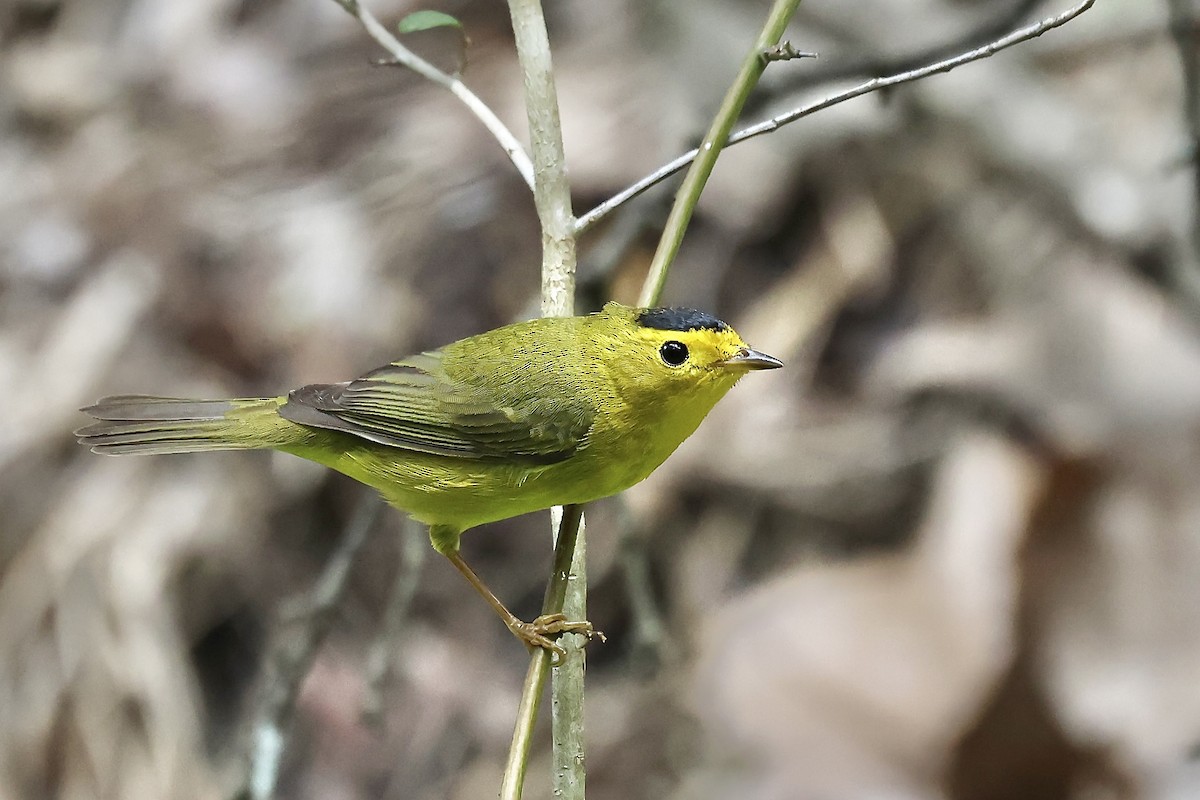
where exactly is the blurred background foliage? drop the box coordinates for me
[0,0,1194,798]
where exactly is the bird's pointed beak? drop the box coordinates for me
[719,347,783,370]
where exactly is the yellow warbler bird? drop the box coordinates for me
[76,302,781,654]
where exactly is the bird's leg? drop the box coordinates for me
[441,549,599,662]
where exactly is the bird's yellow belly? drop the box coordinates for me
[294,423,669,532]
[280,397,704,534]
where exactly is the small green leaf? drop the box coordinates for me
[397,10,463,34]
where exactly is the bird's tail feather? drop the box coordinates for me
[76,395,292,455]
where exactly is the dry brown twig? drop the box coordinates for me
[360,517,428,726]
[1165,0,1200,315]
[236,495,383,800]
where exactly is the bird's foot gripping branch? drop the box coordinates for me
[511,614,604,664]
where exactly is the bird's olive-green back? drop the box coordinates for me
[278,313,604,464]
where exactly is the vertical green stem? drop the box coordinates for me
[638,0,805,307]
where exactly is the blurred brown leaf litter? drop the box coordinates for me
[2,0,1197,798]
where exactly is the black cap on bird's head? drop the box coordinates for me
[635,307,730,334]
[600,302,783,373]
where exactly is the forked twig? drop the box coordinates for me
[330,0,535,190]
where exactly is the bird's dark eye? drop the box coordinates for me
[659,340,689,367]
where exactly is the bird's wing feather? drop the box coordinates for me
[278,351,593,463]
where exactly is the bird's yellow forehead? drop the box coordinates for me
[635,325,746,358]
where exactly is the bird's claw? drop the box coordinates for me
[510,613,605,665]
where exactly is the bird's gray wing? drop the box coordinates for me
[278,351,593,463]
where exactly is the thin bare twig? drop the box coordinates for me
[619,530,669,673]
[1165,0,1200,316]
[236,494,383,800]
[576,0,1095,236]
[576,187,673,307]
[361,517,427,727]
[330,0,535,190]
[750,0,1047,105]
